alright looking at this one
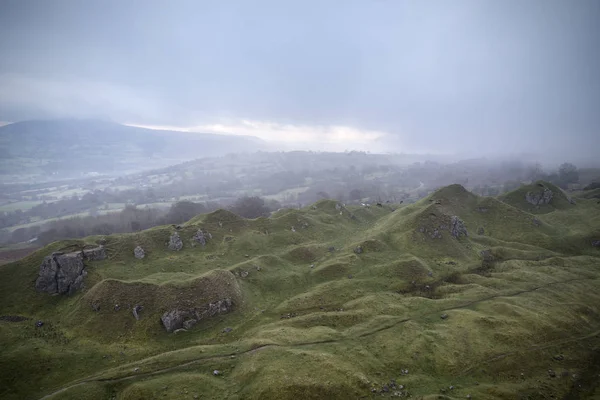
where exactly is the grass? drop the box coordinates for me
[0,182,599,399]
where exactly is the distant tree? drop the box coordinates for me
[164,201,206,224]
[557,163,579,188]
[316,191,331,199]
[229,196,270,219]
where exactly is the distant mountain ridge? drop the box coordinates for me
[0,119,266,182]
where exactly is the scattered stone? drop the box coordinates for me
[450,216,468,238]
[401,369,409,375]
[466,395,472,399]
[476,207,489,213]
[168,232,183,251]
[35,251,87,295]
[310,264,315,268]
[480,249,494,262]
[91,301,100,312]
[213,370,221,376]
[449,385,455,390]
[291,226,296,232]
[440,313,448,320]
[427,271,433,277]
[134,246,145,259]
[335,203,342,211]
[553,354,564,361]
[222,327,233,333]
[35,320,44,328]
[244,254,249,258]
[354,246,363,254]
[114,304,121,311]
[533,217,542,227]
[255,265,261,271]
[183,319,197,330]
[328,246,336,252]
[134,367,140,372]
[548,369,556,378]
[240,270,249,278]
[568,197,576,205]
[477,227,485,235]
[280,312,297,319]
[526,187,553,206]
[348,274,353,279]
[132,305,143,320]
[592,240,600,247]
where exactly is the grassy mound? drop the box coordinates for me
[498,180,573,214]
[1,183,600,399]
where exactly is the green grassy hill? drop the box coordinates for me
[1,183,600,399]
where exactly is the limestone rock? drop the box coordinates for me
[525,187,553,206]
[449,216,468,238]
[83,245,106,261]
[134,246,145,259]
[132,305,143,320]
[161,298,234,333]
[168,232,183,251]
[35,252,87,295]
[192,229,211,246]
[592,240,600,247]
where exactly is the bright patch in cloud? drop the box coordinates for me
[127,120,392,152]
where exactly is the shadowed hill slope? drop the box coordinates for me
[1,184,600,399]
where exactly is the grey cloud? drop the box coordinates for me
[0,0,598,158]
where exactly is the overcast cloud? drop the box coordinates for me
[0,0,599,157]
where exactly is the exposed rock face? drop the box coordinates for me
[525,188,553,206]
[161,298,234,333]
[35,252,87,295]
[192,229,211,246]
[134,246,145,259]
[168,232,183,251]
[83,245,106,261]
[450,216,468,238]
[132,305,143,320]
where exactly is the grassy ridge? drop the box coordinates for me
[1,183,599,399]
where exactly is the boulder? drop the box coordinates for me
[525,187,553,206]
[168,232,183,251]
[35,252,87,295]
[592,240,600,247]
[132,305,143,320]
[161,298,234,333]
[82,245,106,261]
[192,229,211,246]
[449,216,468,238]
[134,246,145,259]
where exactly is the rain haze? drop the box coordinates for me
[1,0,599,160]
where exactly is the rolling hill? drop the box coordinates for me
[0,119,266,183]
[0,182,599,399]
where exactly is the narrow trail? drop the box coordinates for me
[38,276,599,399]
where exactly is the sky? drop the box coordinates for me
[0,0,599,158]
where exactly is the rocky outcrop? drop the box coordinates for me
[450,216,468,238]
[83,245,106,261]
[525,187,553,206]
[134,246,145,259]
[35,252,87,295]
[592,240,600,247]
[168,232,183,251]
[192,229,211,246]
[160,298,234,333]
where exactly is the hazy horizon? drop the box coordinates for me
[1,1,599,160]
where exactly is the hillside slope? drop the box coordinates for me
[0,119,265,182]
[1,184,600,399]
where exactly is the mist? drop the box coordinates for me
[1,0,599,163]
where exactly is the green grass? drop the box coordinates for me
[0,200,45,212]
[1,183,599,399]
